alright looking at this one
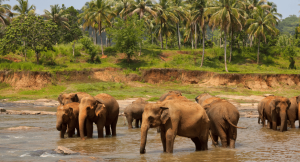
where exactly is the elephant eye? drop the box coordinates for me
[148,116,154,121]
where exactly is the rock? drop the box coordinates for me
[0,108,6,112]
[263,94,274,97]
[54,146,78,155]
[7,126,41,130]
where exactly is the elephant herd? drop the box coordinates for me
[55,91,297,154]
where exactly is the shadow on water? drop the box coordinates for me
[1,110,300,161]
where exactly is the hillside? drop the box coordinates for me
[277,15,299,35]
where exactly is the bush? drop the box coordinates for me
[104,46,117,53]
[80,37,93,50]
[205,40,214,48]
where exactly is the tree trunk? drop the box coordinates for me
[224,30,228,72]
[72,41,75,57]
[93,29,96,45]
[229,29,233,63]
[160,22,163,49]
[24,41,27,62]
[177,23,181,50]
[106,37,108,47]
[195,23,197,49]
[257,37,260,64]
[36,52,39,64]
[250,35,253,47]
[99,22,104,56]
[165,34,168,49]
[139,42,142,56]
[201,27,205,67]
[151,32,153,44]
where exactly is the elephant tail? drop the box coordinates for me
[224,114,247,129]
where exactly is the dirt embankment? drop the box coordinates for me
[1,68,300,90]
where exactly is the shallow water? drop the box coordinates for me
[1,107,300,161]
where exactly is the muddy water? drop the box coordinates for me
[1,108,300,161]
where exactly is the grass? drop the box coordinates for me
[1,79,300,102]
[1,42,300,74]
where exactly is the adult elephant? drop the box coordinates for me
[124,98,148,129]
[78,93,119,140]
[159,91,182,101]
[58,92,92,105]
[140,99,210,154]
[195,93,221,107]
[56,103,80,138]
[287,96,300,128]
[203,100,246,148]
[258,96,291,132]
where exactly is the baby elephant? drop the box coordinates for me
[124,98,148,129]
[56,103,80,138]
[203,100,246,148]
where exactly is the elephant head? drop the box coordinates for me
[159,91,182,101]
[78,97,106,140]
[140,103,169,154]
[56,105,74,138]
[296,95,300,104]
[58,93,79,105]
[269,97,291,132]
[195,93,213,105]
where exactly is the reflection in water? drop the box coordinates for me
[1,113,300,161]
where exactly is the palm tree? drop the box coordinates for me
[115,0,134,19]
[0,1,12,25]
[246,6,279,64]
[12,0,36,16]
[191,0,207,67]
[154,0,178,49]
[172,0,186,50]
[82,0,112,55]
[43,4,70,30]
[183,10,195,49]
[206,0,246,72]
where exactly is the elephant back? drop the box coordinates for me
[94,93,119,119]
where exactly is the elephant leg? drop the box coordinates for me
[191,137,202,151]
[76,126,80,137]
[227,127,237,149]
[105,125,111,136]
[160,126,166,152]
[157,127,161,133]
[60,124,67,138]
[86,119,94,138]
[135,119,139,128]
[67,128,74,138]
[165,120,179,153]
[289,120,296,128]
[258,117,260,124]
[219,129,227,148]
[272,121,277,131]
[111,116,118,136]
[212,134,219,146]
[126,115,133,129]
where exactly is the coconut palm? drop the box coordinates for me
[183,10,195,49]
[115,0,134,19]
[206,0,246,72]
[154,0,178,49]
[246,6,279,64]
[172,0,186,50]
[191,0,207,67]
[129,0,156,19]
[82,0,112,55]
[12,0,36,16]
[0,1,12,25]
[43,4,70,30]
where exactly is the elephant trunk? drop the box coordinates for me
[79,111,87,140]
[140,124,149,154]
[56,116,63,131]
[280,112,287,132]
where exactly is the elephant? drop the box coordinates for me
[159,91,182,101]
[140,99,210,154]
[78,93,119,140]
[58,92,92,105]
[124,98,148,129]
[56,102,80,138]
[258,96,291,132]
[203,100,246,148]
[287,96,300,128]
[195,93,221,107]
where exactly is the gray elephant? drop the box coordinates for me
[258,96,291,132]
[124,98,148,129]
[140,99,210,154]
[195,93,221,107]
[203,100,246,148]
[78,93,119,140]
[58,92,92,105]
[159,91,182,101]
[56,103,80,138]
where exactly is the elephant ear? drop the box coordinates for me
[270,99,279,111]
[296,96,300,104]
[195,95,200,103]
[287,99,291,108]
[203,104,211,110]
[95,100,105,117]
[160,107,170,124]
[71,94,79,103]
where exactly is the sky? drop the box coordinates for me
[4,0,300,19]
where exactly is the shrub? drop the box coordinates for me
[80,36,93,50]
[104,46,117,53]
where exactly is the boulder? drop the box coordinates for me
[54,146,78,155]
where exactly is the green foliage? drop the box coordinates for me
[107,15,146,62]
[277,15,299,35]
[283,46,297,69]
[80,36,93,50]
[80,36,99,63]
[205,40,214,48]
